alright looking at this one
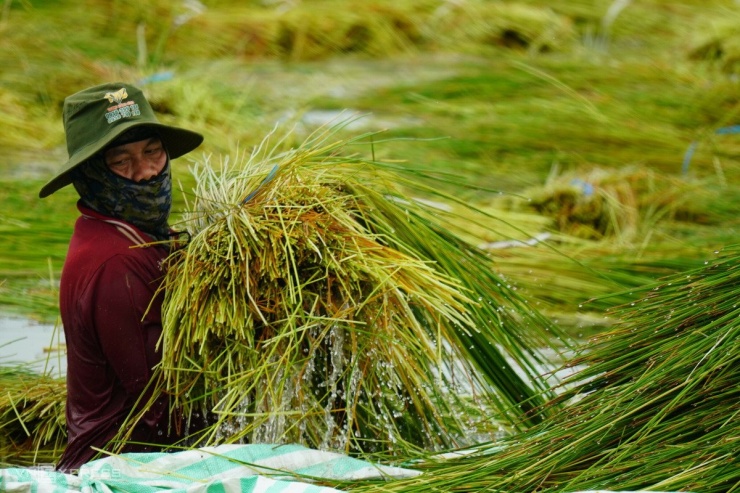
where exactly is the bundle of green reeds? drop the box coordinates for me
[0,366,66,466]
[509,165,714,242]
[142,124,567,457]
[347,243,740,492]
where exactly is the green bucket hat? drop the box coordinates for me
[39,82,204,198]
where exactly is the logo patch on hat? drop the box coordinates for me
[104,88,128,104]
[103,88,141,124]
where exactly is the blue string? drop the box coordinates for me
[242,164,279,204]
[682,125,740,175]
[681,141,698,176]
[715,124,740,135]
[570,178,594,197]
[137,71,174,85]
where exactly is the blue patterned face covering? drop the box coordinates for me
[70,154,173,242]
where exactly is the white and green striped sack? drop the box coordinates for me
[0,443,420,493]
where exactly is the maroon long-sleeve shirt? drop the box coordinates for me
[56,202,180,472]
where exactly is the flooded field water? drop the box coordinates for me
[0,316,66,375]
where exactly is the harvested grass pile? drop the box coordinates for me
[424,1,573,53]
[509,166,714,242]
[351,244,740,492]
[169,0,573,62]
[0,366,66,466]
[145,125,566,457]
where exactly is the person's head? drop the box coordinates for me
[40,82,203,239]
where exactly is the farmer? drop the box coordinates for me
[39,82,204,472]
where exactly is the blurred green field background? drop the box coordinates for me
[1,0,738,333]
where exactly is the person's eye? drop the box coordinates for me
[108,158,131,168]
[145,146,163,156]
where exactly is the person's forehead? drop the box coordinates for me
[104,136,162,155]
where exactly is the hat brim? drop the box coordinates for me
[39,122,203,198]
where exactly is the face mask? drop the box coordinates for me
[71,154,173,242]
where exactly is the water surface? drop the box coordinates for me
[0,316,66,375]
